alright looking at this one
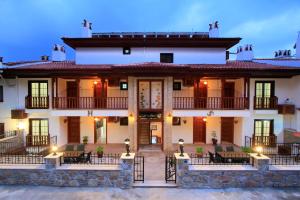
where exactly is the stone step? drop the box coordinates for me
[132,180,177,188]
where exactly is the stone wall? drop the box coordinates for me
[176,153,300,189]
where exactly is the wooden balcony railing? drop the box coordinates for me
[173,97,249,110]
[53,97,128,109]
[26,135,50,147]
[25,96,49,109]
[252,134,277,147]
[254,96,278,110]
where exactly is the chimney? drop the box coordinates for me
[0,57,3,68]
[296,31,300,59]
[274,49,292,59]
[82,19,92,38]
[209,21,219,38]
[52,44,66,62]
[236,45,253,61]
[236,46,243,61]
[41,55,49,61]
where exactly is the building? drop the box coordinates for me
[1,20,300,152]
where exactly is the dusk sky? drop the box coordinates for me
[0,0,299,62]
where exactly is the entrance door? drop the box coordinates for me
[94,118,107,144]
[94,81,107,108]
[221,117,234,143]
[193,117,206,143]
[67,81,78,109]
[68,117,80,143]
[223,82,235,109]
[194,81,208,108]
[138,121,150,145]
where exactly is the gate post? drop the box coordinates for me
[120,153,135,189]
[174,153,190,188]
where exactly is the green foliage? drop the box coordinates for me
[241,146,254,153]
[96,146,104,153]
[196,147,203,154]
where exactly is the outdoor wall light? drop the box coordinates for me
[203,117,207,122]
[94,117,99,121]
[124,138,130,156]
[204,81,208,85]
[256,146,263,157]
[52,145,58,156]
[93,81,98,85]
[17,121,25,130]
[178,139,184,157]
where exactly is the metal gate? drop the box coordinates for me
[165,155,176,183]
[134,155,144,182]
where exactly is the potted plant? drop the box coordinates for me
[82,136,88,145]
[96,146,104,158]
[241,146,254,153]
[211,131,218,145]
[195,147,203,158]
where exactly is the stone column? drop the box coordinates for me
[44,153,63,169]
[249,153,270,171]
[164,76,173,151]
[175,153,190,188]
[120,153,135,189]
[127,77,137,151]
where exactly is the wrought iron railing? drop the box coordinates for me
[173,97,248,110]
[252,135,277,147]
[189,153,252,165]
[0,130,18,139]
[269,154,300,165]
[25,96,49,109]
[134,155,144,183]
[60,153,120,165]
[53,97,128,109]
[26,135,50,147]
[0,153,45,164]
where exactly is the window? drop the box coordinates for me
[255,81,275,109]
[173,82,181,90]
[254,119,273,137]
[160,53,173,63]
[0,85,3,102]
[123,47,131,55]
[120,82,128,90]
[29,119,49,137]
[120,117,128,126]
[0,123,4,139]
[29,81,48,97]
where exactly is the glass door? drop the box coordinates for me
[95,118,107,144]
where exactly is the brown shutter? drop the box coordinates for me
[0,86,3,102]
[0,123,4,135]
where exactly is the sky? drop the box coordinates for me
[0,0,300,62]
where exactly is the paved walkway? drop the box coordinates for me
[0,186,299,200]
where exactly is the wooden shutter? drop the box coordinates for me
[0,86,3,102]
[0,123,4,135]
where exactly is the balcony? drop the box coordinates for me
[26,134,50,147]
[252,134,277,147]
[25,96,49,109]
[173,97,249,110]
[253,96,278,110]
[52,97,128,110]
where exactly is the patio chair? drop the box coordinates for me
[77,144,85,152]
[208,151,215,163]
[226,146,234,152]
[79,152,92,163]
[65,145,75,151]
[215,145,224,153]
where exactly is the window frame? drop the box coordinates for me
[28,80,48,97]
[254,119,274,137]
[29,118,49,137]
[173,82,181,91]
[255,81,275,98]
[160,53,174,63]
[120,82,128,90]
[123,47,131,55]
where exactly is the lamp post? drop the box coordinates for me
[52,145,58,156]
[124,138,130,156]
[256,146,262,157]
[178,139,184,157]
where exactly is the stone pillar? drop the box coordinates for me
[249,153,270,171]
[44,153,63,169]
[120,153,135,189]
[128,77,138,151]
[175,153,190,187]
[164,76,173,151]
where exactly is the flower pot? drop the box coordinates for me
[212,138,218,145]
[97,152,103,158]
[196,153,203,158]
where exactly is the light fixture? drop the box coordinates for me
[167,113,172,118]
[256,146,263,157]
[93,81,98,85]
[203,117,207,122]
[129,113,133,118]
[17,121,25,130]
[204,81,208,85]
[52,145,58,156]
[178,139,184,157]
[94,117,99,121]
[124,138,130,156]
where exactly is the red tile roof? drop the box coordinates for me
[5,60,300,71]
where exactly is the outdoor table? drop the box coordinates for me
[216,152,250,164]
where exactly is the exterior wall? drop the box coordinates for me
[107,121,130,143]
[75,47,226,64]
[254,59,300,67]
[172,117,193,143]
